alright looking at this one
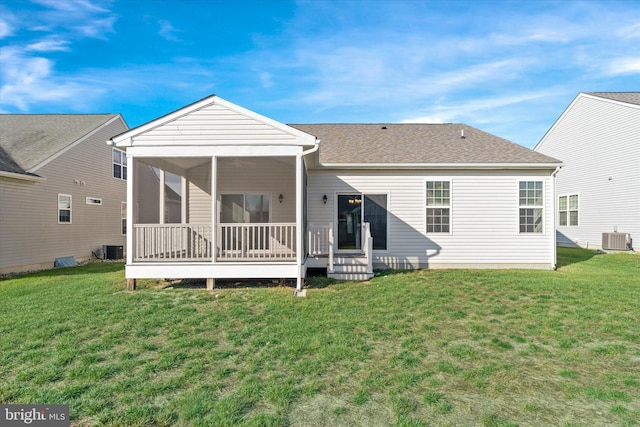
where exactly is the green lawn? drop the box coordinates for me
[1,248,639,426]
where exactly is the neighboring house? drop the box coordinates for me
[109,95,561,291]
[0,114,129,274]
[534,92,640,250]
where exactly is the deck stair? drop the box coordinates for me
[328,254,374,281]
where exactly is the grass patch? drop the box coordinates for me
[1,248,639,426]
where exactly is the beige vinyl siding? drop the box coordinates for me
[536,95,640,248]
[308,169,556,269]
[187,162,212,224]
[0,119,128,273]
[133,103,298,145]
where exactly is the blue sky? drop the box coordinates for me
[1,0,639,148]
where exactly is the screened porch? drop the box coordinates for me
[130,156,298,263]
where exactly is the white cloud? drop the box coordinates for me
[259,72,273,88]
[0,18,12,38]
[618,21,640,39]
[0,47,103,111]
[26,39,70,52]
[31,0,110,14]
[73,16,117,38]
[401,92,549,125]
[606,57,640,75]
[158,20,180,42]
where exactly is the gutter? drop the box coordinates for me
[315,162,564,170]
[300,138,320,157]
[0,171,46,182]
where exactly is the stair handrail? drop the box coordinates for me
[328,226,334,273]
[362,222,373,274]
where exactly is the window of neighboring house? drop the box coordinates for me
[121,202,127,235]
[113,148,127,179]
[558,194,579,226]
[519,181,543,233]
[86,197,102,205]
[58,194,72,224]
[426,181,451,233]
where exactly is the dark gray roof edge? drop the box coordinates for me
[587,92,640,106]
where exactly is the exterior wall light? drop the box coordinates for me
[323,194,328,204]
[279,194,283,203]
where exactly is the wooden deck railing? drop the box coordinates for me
[134,224,212,261]
[217,223,296,261]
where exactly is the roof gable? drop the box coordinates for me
[110,95,317,148]
[0,114,120,175]
[291,123,560,167]
[535,92,640,152]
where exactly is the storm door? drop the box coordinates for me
[337,194,388,251]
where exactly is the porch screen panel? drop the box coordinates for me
[245,195,269,223]
[221,194,245,223]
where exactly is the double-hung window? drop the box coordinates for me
[519,181,543,233]
[121,202,127,235]
[58,194,72,224]
[113,148,127,179]
[558,194,579,226]
[426,181,450,233]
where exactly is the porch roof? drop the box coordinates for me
[290,123,561,167]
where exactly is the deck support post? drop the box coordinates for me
[127,278,137,291]
[206,278,215,290]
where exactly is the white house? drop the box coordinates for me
[109,95,562,291]
[0,114,129,274]
[534,92,639,250]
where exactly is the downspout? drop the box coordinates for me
[295,139,320,293]
[551,166,562,270]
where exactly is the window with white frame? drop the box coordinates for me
[121,202,127,235]
[113,148,127,179]
[426,181,450,233]
[58,194,72,224]
[86,197,102,205]
[558,194,579,226]
[519,181,543,233]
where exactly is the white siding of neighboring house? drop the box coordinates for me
[0,118,128,274]
[307,168,557,269]
[535,95,640,249]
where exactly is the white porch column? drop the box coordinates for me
[159,169,166,224]
[211,156,217,264]
[181,176,188,223]
[126,155,134,265]
[295,154,304,291]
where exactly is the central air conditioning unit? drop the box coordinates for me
[103,245,124,260]
[602,233,632,251]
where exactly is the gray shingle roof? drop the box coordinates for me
[290,123,560,165]
[0,114,117,175]
[588,92,640,106]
